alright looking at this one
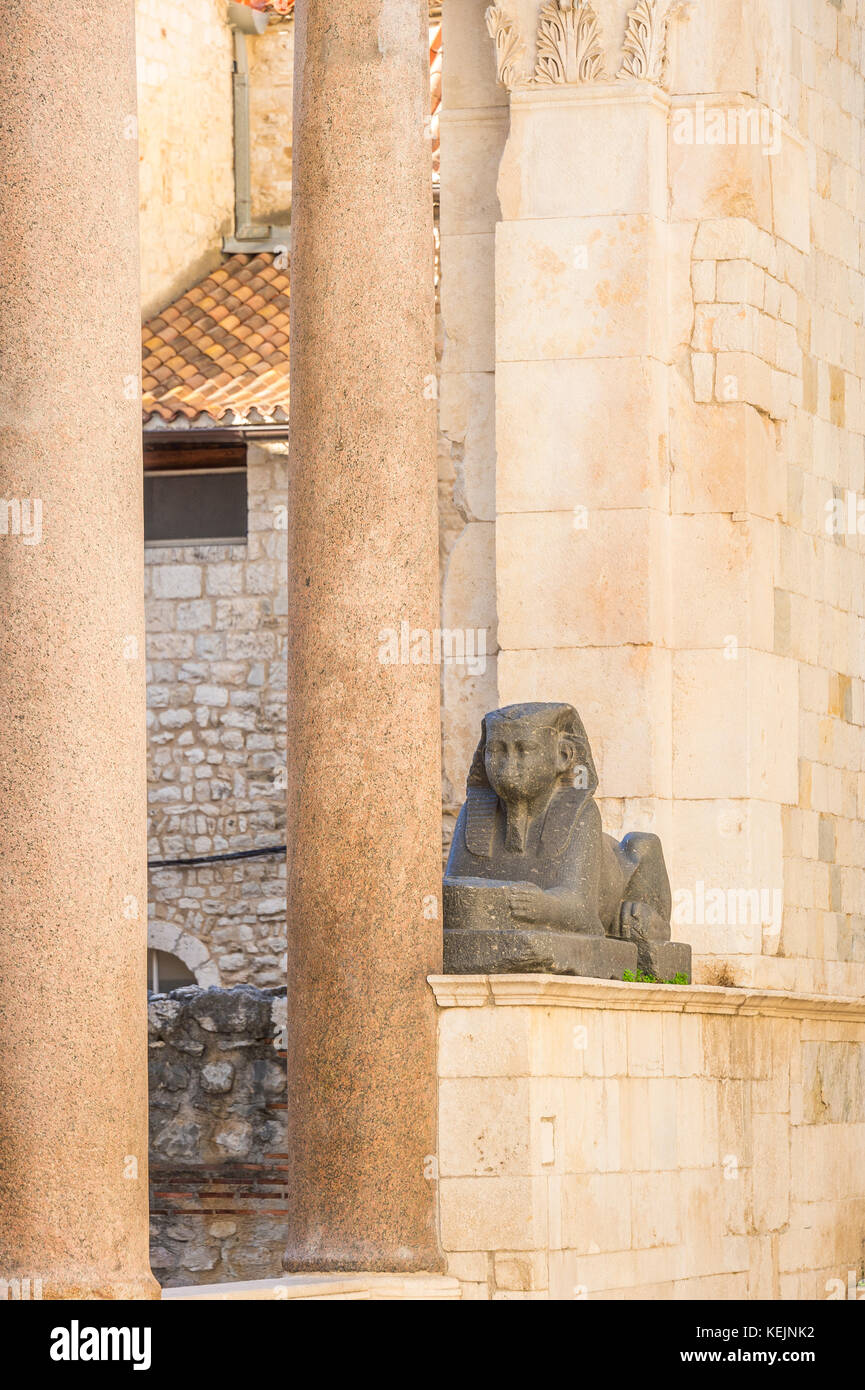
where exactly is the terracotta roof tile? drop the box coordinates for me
[142,252,290,427]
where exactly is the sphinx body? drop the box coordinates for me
[443,703,690,980]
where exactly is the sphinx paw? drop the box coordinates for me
[620,900,669,942]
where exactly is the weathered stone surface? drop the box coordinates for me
[444,703,690,980]
[145,444,288,991]
[148,985,287,1287]
[285,0,442,1272]
[444,924,637,978]
[638,941,693,983]
[431,976,865,1300]
[0,0,157,1300]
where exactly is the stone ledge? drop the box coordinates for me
[162,1274,462,1301]
[509,80,671,114]
[428,973,865,1021]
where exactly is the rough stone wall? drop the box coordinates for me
[146,441,287,988]
[136,0,234,319]
[148,985,287,1286]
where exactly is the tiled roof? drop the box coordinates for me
[430,21,441,183]
[142,254,290,428]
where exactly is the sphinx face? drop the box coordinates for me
[484,718,559,804]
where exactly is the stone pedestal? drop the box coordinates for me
[285,0,443,1271]
[444,927,637,978]
[0,0,157,1299]
[432,974,865,1300]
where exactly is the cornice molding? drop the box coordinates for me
[429,974,865,1022]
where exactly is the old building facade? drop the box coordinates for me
[2,0,865,1306]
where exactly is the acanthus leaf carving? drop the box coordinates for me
[618,0,668,86]
[534,0,606,86]
[485,5,528,90]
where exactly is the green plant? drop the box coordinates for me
[622,969,689,985]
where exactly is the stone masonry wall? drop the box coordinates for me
[249,19,295,227]
[774,0,865,995]
[457,0,865,997]
[437,0,503,851]
[148,985,287,1287]
[145,441,287,988]
[136,2,295,318]
[136,0,234,319]
[435,977,865,1300]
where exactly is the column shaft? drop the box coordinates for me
[0,1,157,1299]
[286,0,443,1270]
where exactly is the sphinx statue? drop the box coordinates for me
[443,702,691,981]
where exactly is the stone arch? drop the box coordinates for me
[147,920,220,988]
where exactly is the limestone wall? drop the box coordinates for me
[136,0,234,319]
[148,985,287,1286]
[432,976,865,1300]
[136,2,294,318]
[249,20,294,226]
[438,0,504,845]
[443,0,865,995]
[145,442,287,988]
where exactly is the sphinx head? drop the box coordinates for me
[470,702,598,807]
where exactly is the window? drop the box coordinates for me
[144,468,248,546]
[147,948,197,994]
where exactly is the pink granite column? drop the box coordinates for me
[0,2,158,1298]
[286,0,443,1269]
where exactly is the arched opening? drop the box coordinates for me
[147,948,197,994]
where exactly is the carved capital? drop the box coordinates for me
[534,0,606,86]
[486,0,676,94]
[618,0,669,85]
[485,6,529,90]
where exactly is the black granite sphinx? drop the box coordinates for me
[443,702,691,981]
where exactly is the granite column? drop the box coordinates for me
[285,0,443,1270]
[0,1,157,1299]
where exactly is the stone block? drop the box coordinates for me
[666,0,758,97]
[496,509,671,651]
[439,108,507,236]
[440,231,496,374]
[670,512,776,652]
[672,649,799,801]
[438,1006,532,1078]
[152,565,203,600]
[496,357,669,513]
[439,1077,530,1176]
[558,1173,632,1254]
[771,128,811,253]
[441,0,505,112]
[669,106,773,230]
[669,381,783,519]
[439,1175,547,1252]
[438,369,495,522]
[495,214,668,363]
[498,87,669,223]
